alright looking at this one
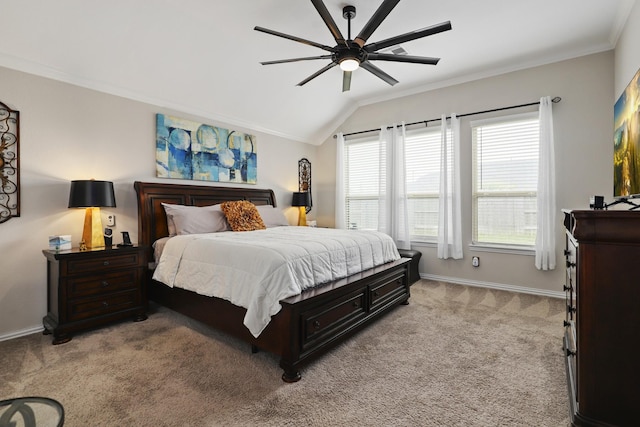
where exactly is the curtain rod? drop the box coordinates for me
[333,96,562,139]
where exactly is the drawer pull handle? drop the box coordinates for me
[102,301,109,308]
[566,348,576,357]
[565,260,575,268]
[563,320,571,327]
[101,281,109,287]
[568,305,576,313]
[353,301,360,308]
[563,285,572,292]
[313,320,321,329]
[373,291,379,297]
[103,261,110,266]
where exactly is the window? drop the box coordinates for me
[405,128,450,241]
[343,136,381,231]
[343,128,447,241]
[471,112,539,247]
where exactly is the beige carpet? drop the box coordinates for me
[0,280,570,426]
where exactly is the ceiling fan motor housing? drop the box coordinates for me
[334,46,366,65]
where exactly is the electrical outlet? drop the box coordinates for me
[106,214,116,227]
[472,256,480,267]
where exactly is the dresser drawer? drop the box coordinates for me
[301,289,367,347]
[369,271,407,312]
[66,269,142,298]
[67,290,141,322]
[64,252,142,275]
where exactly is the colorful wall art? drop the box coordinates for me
[614,67,640,197]
[156,114,257,184]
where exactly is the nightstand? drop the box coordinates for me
[42,245,148,344]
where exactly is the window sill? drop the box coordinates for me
[410,238,437,246]
[469,243,534,256]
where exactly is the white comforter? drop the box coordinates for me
[152,226,400,337]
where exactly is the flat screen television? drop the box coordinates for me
[614,67,640,198]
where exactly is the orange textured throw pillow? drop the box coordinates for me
[220,200,266,232]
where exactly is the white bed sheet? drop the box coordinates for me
[152,226,400,337]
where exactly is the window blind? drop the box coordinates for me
[405,128,449,240]
[344,137,381,230]
[472,112,539,246]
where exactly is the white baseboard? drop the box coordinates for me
[421,273,564,299]
[0,325,44,342]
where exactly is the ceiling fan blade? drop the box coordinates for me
[310,0,347,46]
[342,71,352,92]
[367,53,440,65]
[354,0,401,47]
[360,61,399,86]
[254,26,334,52]
[260,55,332,65]
[365,21,452,52]
[297,62,338,86]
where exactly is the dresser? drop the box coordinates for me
[562,209,640,427]
[42,245,147,344]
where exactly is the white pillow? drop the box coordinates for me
[256,205,290,228]
[161,203,230,235]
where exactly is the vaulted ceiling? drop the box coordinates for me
[0,0,635,144]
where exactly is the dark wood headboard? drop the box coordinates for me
[134,181,277,249]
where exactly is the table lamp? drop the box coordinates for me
[68,180,116,249]
[292,192,310,226]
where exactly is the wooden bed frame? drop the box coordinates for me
[134,181,411,382]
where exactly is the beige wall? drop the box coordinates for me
[316,51,615,295]
[0,66,316,339]
[615,0,640,97]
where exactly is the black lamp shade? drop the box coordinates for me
[292,191,310,207]
[68,180,116,208]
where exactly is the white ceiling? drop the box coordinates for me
[0,0,635,144]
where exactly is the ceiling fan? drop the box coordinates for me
[254,0,452,92]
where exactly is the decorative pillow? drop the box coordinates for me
[256,205,289,228]
[161,203,230,235]
[220,200,266,232]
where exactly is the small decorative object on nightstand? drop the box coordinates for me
[42,245,147,344]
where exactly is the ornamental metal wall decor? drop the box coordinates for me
[298,158,312,213]
[0,100,19,223]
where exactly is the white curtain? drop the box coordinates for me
[535,97,556,270]
[334,132,346,229]
[378,123,411,250]
[437,114,463,259]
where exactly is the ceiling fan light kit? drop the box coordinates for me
[255,0,452,92]
[339,58,360,72]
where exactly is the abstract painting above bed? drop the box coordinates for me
[155,114,257,184]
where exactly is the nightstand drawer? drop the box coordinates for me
[67,269,142,298]
[67,290,140,321]
[64,252,142,275]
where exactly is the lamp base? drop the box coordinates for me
[82,207,105,249]
[298,207,307,226]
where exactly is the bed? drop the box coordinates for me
[134,181,411,382]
